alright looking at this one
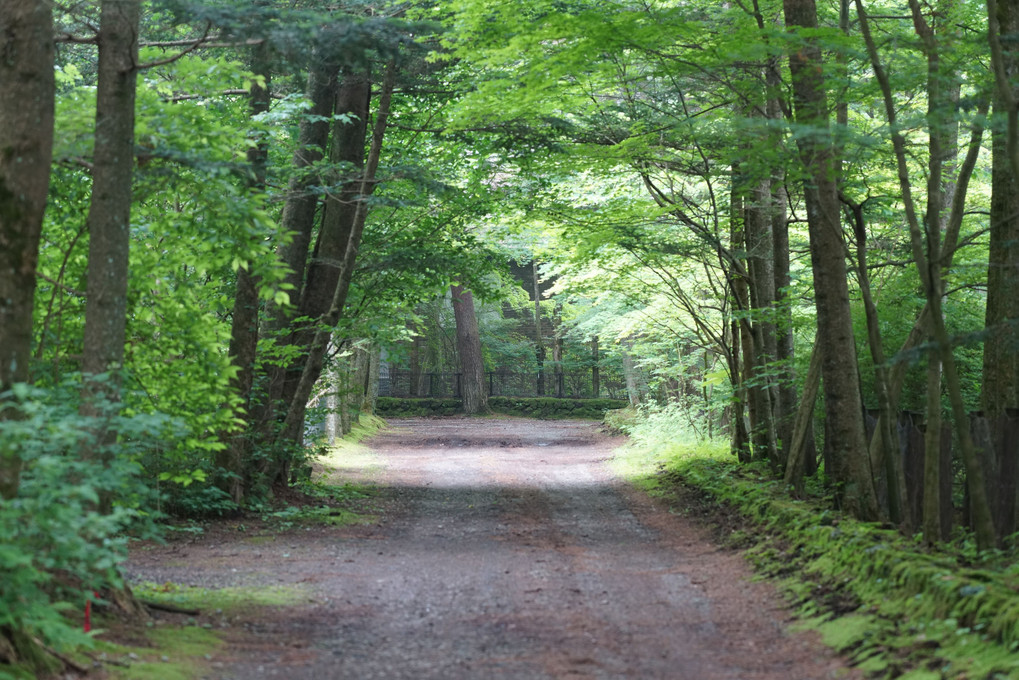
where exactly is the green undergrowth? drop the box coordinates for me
[612,413,1019,679]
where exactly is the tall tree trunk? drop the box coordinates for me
[253,49,339,433]
[220,41,271,504]
[451,285,489,414]
[729,177,754,463]
[746,177,780,464]
[80,0,141,513]
[282,71,370,415]
[985,0,1019,539]
[552,302,565,398]
[846,199,905,525]
[0,0,55,499]
[622,349,641,407]
[272,60,398,479]
[532,261,546,396]
[784,0,879,519]
[591,336,600,398]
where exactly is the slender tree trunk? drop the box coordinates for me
[622,349,641,407]
[220,41,271,504]
[591,336,600,397]
[451,285,489,414]
[985,0,1019,539]
[79,0,141,512]
[924,352,945,543]
[729,177,754,463]
[532,261,546,396]
[785,333,822,495]
[0,0,55,499]
[746,178,781,464]
[858,0,996,547]
[362,344,380,416]
[552,302,565,398]
[846,199,905,525]
[784,0,879,519]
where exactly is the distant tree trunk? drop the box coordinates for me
[79,0,141,513]
[452,287,487,415]
[552,302,565,398]
[784,0,879,519]
[532,261,546,396]
[220,40,271,504]
[451,285,489,414]
[362,344,380,416]
[591,336,600,397]
[621,349,641,407]
[0,0,55,500]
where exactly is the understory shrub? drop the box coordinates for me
[0,385,167,672]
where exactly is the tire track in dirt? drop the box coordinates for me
[129,416,856,679]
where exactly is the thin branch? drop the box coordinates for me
[136,22,212,70]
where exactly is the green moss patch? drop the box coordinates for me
[132,583,311,614]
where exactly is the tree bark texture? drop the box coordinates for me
[0,0,55,499]
[79,0,141,493]
[984,0,1019,425]
[451,285,489,414]
[784,0,879,519]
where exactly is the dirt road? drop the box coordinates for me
[128,417,854,679]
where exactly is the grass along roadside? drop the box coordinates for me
[610,408,1019,680]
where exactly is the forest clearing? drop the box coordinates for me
[3,0,1019,678]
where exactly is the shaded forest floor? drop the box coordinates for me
[106,416,857,679]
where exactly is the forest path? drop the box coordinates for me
[127,416,855,679]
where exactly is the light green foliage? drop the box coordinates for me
[37,51,292,514]
[0,385,168,661]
